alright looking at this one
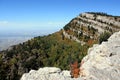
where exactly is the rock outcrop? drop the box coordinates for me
[80,31,120,80]
[21,31,120,80]
[20,67,83,80]
[63,12,120,44]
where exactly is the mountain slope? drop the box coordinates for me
[0,12,120,80]
[21,31,120,80]
[63,12,120,44]
[0,31,88,80]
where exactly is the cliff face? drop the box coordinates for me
[21,31,120,80]
[63,12,120,45]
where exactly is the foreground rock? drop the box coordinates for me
[20,67,83,80]
[80,31,120,80]
[21,31,120,80]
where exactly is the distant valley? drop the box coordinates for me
[0,36,33,51]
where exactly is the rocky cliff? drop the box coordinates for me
[21,31,120,80]
[63,12,120,45]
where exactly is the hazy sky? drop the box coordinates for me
[0,0,120,36]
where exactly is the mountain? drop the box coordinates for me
[21,31,120,80]
[0,12,120,80]
[63,12,120,45]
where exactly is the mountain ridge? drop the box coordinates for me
[63,12,120,44]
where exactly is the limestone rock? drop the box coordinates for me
[80,31,120,80]
[64,12,120,45]
[21,67,84,80]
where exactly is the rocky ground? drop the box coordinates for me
[21,31,120,80]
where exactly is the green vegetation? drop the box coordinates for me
[99,31,111,44]
[87,12,112,16]
[63,24,70,31]
[0,31,89,80]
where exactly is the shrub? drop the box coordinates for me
[63,25,69,31]
[99,31,111,44]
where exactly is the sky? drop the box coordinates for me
[0,0,120,36]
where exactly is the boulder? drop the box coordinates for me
[21,67,84,80]
[80,31,120,80]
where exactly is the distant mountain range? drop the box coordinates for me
[0,12,120,80]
